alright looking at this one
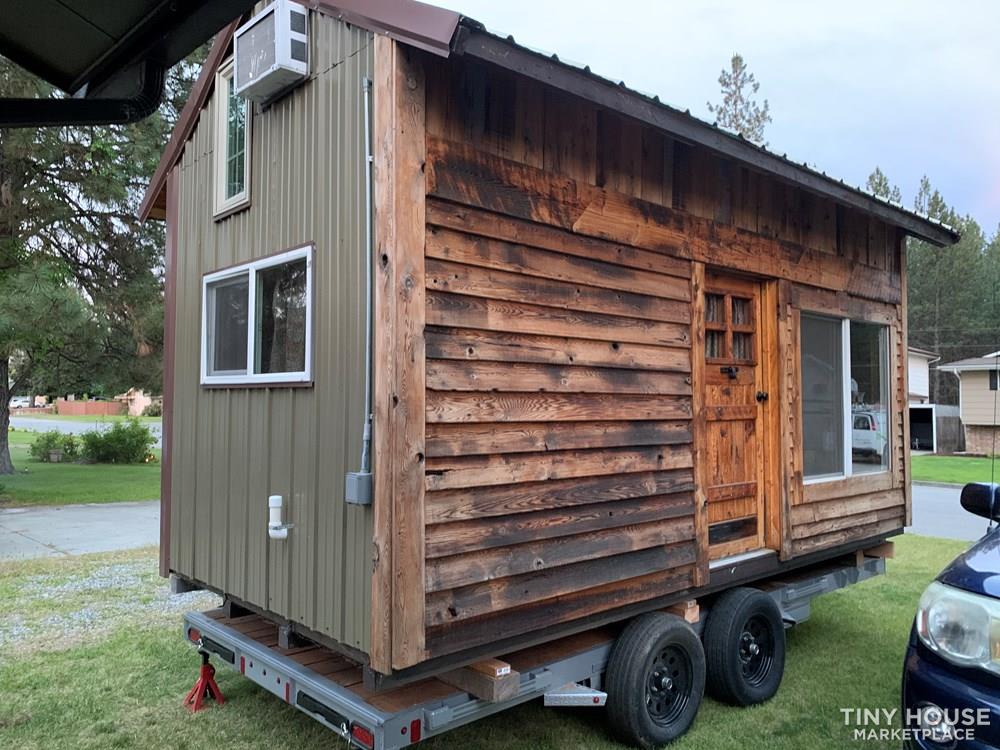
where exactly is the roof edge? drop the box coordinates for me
[139,19,240,222]
[453,25,960,247]
[139,0,461,221]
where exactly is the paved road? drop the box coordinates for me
[908,483,991,542]
[0,483,984,562]
[10,416,163,448]
[0,501,159,560]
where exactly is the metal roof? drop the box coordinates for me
[140,0,962,247]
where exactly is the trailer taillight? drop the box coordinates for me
[188,628,201,644]
[351,723,374,748]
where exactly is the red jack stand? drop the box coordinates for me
[184,650,225,712]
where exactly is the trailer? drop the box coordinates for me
[184,550,887,748]
[139,0,958,745]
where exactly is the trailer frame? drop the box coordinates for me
[183,552,886,749]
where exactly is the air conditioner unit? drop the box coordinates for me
[234,0,309,104]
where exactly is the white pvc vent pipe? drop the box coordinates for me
[268,494,291,540]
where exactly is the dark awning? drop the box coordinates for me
[0,0,258,126]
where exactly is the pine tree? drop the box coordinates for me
[707,54,772,145]
[866,167,903,204]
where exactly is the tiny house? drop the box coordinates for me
[141,0,958,700]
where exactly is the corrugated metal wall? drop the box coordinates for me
[170,14,374,652]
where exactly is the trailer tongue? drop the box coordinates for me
[182,553,886,749]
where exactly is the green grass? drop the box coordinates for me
[911,454,1000,485]
[0,535,969,749]
[0,431,161,507]
[10,413,162,425]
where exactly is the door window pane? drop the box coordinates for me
[733,332,753,361]
[255,258,308,374]
[207,274,249,375]
[732,297,752,326]
[801,315,843,478]
[706,330,724,359]
[850,322,889,474]
[706,294,725,324]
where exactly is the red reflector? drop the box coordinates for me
[351,724,375,748]
[409,718,422,742]
[188,628,201,644]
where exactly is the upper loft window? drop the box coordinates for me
[214,60,251,217]
[201,245,313,386]
[801,315,890,481]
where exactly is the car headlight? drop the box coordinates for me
[916,581,1000,674]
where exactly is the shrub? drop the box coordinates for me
[29,431,79,462]
[80,419,156,464]
[142,401,163,417]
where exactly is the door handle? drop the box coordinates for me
[756,391,769,402]
[720,366,738,379]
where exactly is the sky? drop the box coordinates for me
[435,0,1000,232]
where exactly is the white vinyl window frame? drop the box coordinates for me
[214,59,252,218]
[802,317,892,484]
[200,245,314,386]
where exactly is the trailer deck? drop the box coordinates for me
[184,553,886,749]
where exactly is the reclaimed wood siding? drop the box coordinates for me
[411,55,906,658]
[420,65,702,660]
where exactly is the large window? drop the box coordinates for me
[801,315,890,481]
[201,246,313,385]
[214,60,251,217]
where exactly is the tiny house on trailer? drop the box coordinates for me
[140,0,959,745]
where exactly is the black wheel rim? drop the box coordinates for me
[645,645,693,726]
[738,614,775,686]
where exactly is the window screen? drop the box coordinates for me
[801,315,844,478]
[207,274,250,375]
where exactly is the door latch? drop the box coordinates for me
[756,391,769,402]
[720,366,739,379]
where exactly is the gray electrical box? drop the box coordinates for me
[344,471,372,506]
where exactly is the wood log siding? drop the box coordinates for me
[405,53,908,663]
[420,143,699,658]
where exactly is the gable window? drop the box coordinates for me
[214,60,251,217]
[201,245,313,385]
[801,315,890,481]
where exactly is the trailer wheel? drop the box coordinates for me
[605,612,705,748]
[704,587,785,706]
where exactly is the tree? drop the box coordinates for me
[904,176,996,405]
[0,47,206,473]
[866,166,903,204]
[707,53,772,145]
[0,263,99,473]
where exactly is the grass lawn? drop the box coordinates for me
[10,413,162,425]
[911,454,1000,485]
[0,431,161,507]
[0,534,969,749]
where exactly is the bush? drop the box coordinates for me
[29,431,79,462]
[142,401,162,417]
[80,419,156,464]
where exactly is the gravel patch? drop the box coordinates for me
[1,554,219,656]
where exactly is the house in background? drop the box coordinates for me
[908,347,943,452]
[938,352,1000,455]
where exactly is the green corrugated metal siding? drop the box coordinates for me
[170,15,374,652]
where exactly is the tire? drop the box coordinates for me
[605,612,706,748]
[704,587,786,706]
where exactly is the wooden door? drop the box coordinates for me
[703,273,768,559]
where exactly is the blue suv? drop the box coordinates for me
[903,483,1000,748]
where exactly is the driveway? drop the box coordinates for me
[10,416,163,448]
[0,501,160,560]
[908,483,990,542]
